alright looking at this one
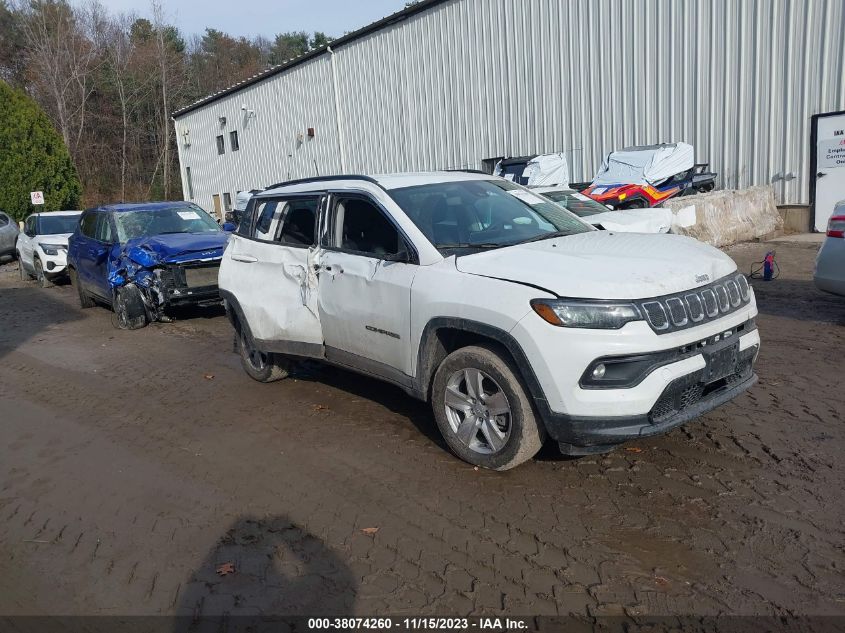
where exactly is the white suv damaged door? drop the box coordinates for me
[223,194,323,350]
[317,192,418,378]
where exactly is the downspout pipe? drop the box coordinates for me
[327,46,347,172]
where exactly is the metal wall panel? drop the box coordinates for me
[174,0,845,211]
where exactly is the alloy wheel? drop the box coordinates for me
[443,367,512,454]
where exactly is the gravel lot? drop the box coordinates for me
[0,238,843,620]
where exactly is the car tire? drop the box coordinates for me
[69,267,95,308]
[236,331,290,382]
[34,258,53,288]
[432,344,545,471]
[114,284,148,330]
[18,254,29,281]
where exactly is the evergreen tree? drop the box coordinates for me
[0,80,81,220]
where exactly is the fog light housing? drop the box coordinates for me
[591,363,606,379]
[46,261,55,271]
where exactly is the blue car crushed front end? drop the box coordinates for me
[107,232,229,321]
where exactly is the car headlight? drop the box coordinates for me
[531,299,643,329]
[38,243,66,256]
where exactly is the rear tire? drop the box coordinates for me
[18,254,29,281]
[237,331,290,382]
[69,267,95,308]
[114,284,148,330]
[432,344,544,470]
[34,259,53,288]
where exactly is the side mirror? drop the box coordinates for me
[222,222,236,232]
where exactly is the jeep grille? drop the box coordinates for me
[639,273,752,334]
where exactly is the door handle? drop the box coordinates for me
[231,254,258,263]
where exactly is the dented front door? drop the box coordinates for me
[316,192,417,376]
[225,195,323,353]
[318,249,416,375]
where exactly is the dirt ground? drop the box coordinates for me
[0,238,843,621]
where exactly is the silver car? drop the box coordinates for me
[814,200,845,296]
[0,210,19,260]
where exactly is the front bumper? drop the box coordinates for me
[155,263,222,308]
[545,347,758,449]
[40,251,69,275]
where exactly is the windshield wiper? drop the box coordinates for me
[436,243,504,250]
[513,231,576,245]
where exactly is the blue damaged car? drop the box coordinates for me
[67,202,233,329]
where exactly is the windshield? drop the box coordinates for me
[38,214,80,235]
[388,179,592,253]
[114,206,221,243]
[540,190,610,217]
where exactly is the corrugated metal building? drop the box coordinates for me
[172,0,845,217]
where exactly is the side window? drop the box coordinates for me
[25,216,36,235]
[327,196,402,258]
[95,213,114,243]
[0,213,8,227]
[80,212,98,238]
[236,198,257,237]
[278,198,318,246]
[250,197,320,246]
[253,199,285,241]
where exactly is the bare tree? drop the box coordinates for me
[17,0,102,161]
[101,11,151,201]
[150,0,187,199]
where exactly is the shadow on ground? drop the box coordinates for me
[174,515,356,630]
[292,361,448,450]
[750,278,845,324]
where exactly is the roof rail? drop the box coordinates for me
[265,174,382,191]
[444,169,489,175]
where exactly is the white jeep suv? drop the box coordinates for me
[219,172,759,470]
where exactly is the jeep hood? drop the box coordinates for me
[454,231,736,299]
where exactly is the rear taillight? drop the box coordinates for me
[828,215,845,239]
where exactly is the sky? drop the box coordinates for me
[93,0,409,39]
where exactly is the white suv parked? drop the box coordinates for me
[17,210,82,287]
[219,172,760,470]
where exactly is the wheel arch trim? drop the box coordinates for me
[415,317,550,411]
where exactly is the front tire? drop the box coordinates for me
[236,331,290,382]
[114,284,148,330]
[34,258,53,288]
[432,345,544,470]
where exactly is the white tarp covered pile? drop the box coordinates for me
[523,153,569,187]
[234,190,256,211]
[662,185,784,247]
[494,153,569,187]
[592,142,694,187]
